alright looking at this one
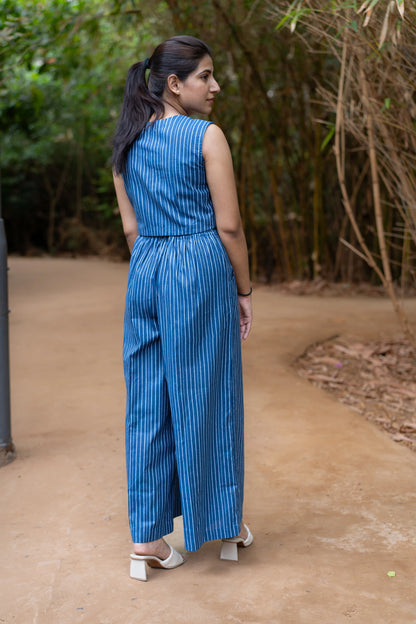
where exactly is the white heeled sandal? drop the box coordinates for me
[220,523,253,561]
[130,544,185,581]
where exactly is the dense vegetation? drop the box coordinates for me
[1,0,415,295]
[1,0,166,259]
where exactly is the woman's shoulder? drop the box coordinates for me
[175,115,213,130]
[169,116,215,146]
[142,115,219,152]
[202,123,229,161]
[145,114,211,134]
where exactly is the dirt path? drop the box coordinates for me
[1,257,416,624]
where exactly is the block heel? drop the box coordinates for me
[220,524,253,562]
[130,545,185,581]
[130,557,148,581]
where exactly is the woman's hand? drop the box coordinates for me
[238,295,252,341]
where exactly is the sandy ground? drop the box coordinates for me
[1,257,416,624]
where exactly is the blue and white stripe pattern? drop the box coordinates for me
[122,115,244,552]
[123,115,216,236]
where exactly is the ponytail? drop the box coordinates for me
[112,60,164,175]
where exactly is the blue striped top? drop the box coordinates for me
[123,115,216,236]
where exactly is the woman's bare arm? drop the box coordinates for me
[113,173,138,253]
[203,124,252,339]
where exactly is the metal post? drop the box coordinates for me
[0,164,15,466]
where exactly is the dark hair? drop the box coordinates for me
[112,35,212,175]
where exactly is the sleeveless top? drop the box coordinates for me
[123,115,216,236]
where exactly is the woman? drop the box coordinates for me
[112,35,253,581]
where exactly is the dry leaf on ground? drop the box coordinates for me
[295,337,416,452]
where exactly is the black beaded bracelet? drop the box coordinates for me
[238,287,253,297]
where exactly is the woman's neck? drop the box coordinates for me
[161,97,187,118]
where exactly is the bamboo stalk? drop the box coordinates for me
[312,121,322,279]
[45,148,73,253]
[359,58,416,344]
[333,39,386,285]
[266,142,293,279]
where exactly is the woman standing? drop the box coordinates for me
[112,35,253,581]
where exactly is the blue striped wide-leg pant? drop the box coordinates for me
[123,229,244,552]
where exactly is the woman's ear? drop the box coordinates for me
[167,74,180,96]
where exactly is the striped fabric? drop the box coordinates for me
[122,115,244,551]
[123,115,216,236]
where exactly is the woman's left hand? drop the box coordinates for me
[238,295,252,341]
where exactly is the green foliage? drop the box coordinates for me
[3,0,403,285]
[0,0,167,254]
